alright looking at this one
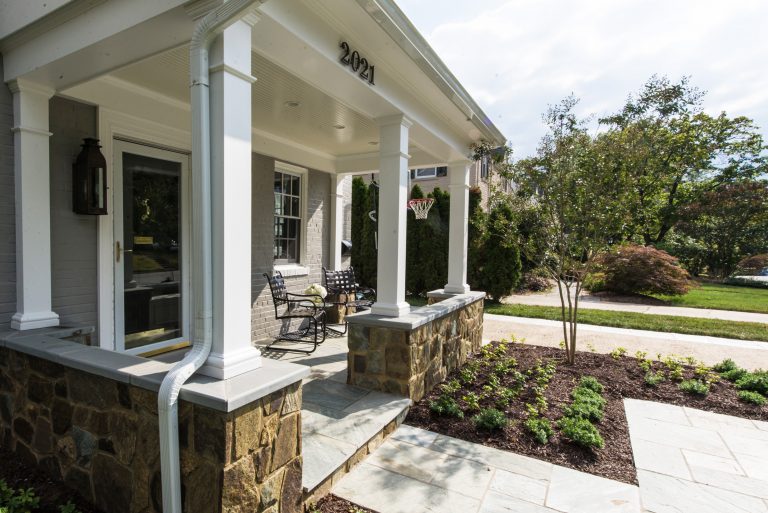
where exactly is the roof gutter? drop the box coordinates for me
[355,0,507,147]
[157,1,264,512]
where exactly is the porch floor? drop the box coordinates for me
[258,335,412,495]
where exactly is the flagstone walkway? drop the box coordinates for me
[626,398,768,513]
[333,401,768,513]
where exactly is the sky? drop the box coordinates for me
[395,0,768,159]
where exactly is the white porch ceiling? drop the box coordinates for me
[111,45,382,157]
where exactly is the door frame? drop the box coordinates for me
[112,139,191,355]
[97,108,192,352]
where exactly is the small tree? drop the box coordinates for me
[513,97,628,364]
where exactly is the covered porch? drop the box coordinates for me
[0,0,504,511]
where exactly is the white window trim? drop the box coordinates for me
[274,161,309,275]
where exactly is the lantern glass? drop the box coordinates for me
[91,167,105,210]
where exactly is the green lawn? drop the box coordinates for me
[651,282,768,314]
[485,303,768,342]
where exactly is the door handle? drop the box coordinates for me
[116,241,133,263]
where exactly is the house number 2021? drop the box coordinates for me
[339,41,375,85]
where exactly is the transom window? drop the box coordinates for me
[274,171,302,263]
[410,166,447,180]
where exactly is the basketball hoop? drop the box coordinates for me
[408,198,435,220]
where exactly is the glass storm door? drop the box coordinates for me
[113,140,190,355]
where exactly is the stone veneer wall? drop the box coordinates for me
[0,347,303,513]
[347,297,483,402]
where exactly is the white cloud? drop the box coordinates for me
[396,0,768,157]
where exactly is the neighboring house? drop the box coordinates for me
[408,157,513,210]
[0,1,505,512]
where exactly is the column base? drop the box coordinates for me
[444,283,470,294]
[11,311,60,330]
[197,345,262,380]
[370,301,411,317]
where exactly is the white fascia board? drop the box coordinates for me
[0,0,79,41]
[356,0,507,147]
[1,0,191,88]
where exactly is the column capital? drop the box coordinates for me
[376,113,413,129]
[7,78,55,99]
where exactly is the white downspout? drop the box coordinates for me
[157,1,264,512]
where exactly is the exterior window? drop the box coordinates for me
[274,171,302,263]
[410,166,447,180]
[480,157,490,179]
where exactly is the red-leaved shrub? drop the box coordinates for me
[736,254,768,276]
[591,244,694,296]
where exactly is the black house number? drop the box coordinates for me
[339,41,375,85]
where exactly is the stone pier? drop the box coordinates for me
[346,292,484,402]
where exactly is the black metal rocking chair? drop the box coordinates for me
[263,271,327,353]
[322,266,376,335]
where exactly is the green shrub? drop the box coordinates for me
[0,480,40,513]
[472,408,508,431]
[562,386,606,422]
[463,392,481,411]
[494,387,518,409]
[557,416,604,449]
[590,244,694,296]
[578,376,604,394]
[722,367,748,382]
[678,379,709,396]
[475,202,522,301]
[736,254,768,276]
[738,390,767,406]
[429,395,464,419]
[735,371,768,396]
[644,371,665,387]
[609,347,627,359]
[459,360,480,384]
[712,358,738,373]
[59,502,83,513]
[440,379,462,395]
[525,416,554,444]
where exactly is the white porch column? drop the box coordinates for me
[444,160,471,294]
[371,115,411,317]
[330,174,345,270]
[198,19,262,379]
[9,79,59,330]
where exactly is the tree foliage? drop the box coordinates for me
[598,75,766,245]
[676,181,768,277]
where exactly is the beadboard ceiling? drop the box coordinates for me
[111,44,380,156]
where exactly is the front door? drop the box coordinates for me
[113,140,190,355]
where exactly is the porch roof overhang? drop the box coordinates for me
[1,0,507,172]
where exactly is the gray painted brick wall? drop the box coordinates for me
[0,55,15,330]
[49,97,99,334]
[250,154,332,342]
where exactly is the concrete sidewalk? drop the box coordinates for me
[483,314,768,370]
[502,288,768,324]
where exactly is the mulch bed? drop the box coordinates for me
[311,494,377,513]
[0,448,103,513]
[406,343,768,485]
